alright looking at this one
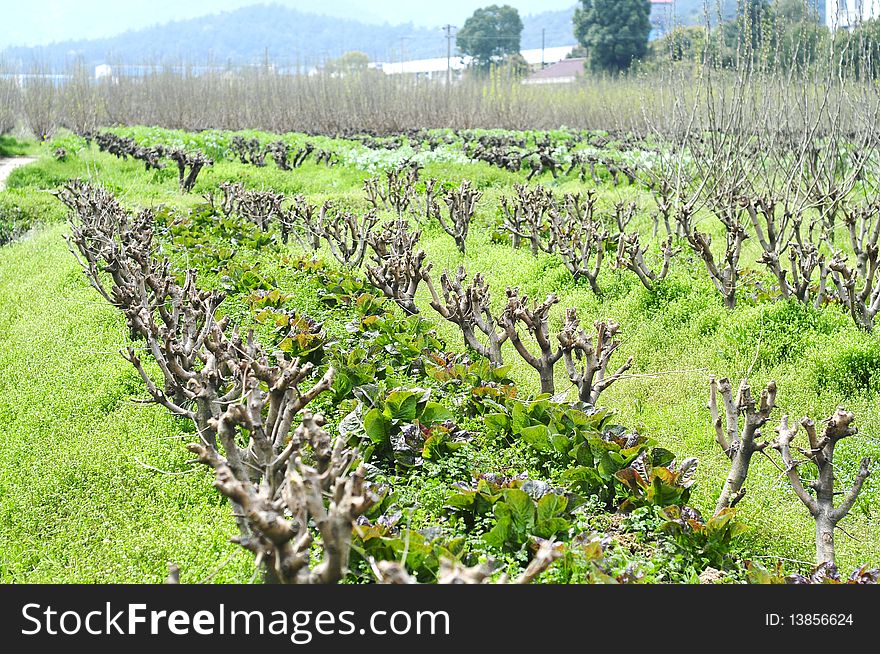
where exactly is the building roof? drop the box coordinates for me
[525,57,586,83]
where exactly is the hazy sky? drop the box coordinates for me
[1,1,577,47]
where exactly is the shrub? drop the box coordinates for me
[659,506,748,569]
[636,276,690,314]
[810,337,880,397]
[0,190,66,245]
[726,299,827,368]
[5,162,69,190]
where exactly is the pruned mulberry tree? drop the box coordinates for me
[58,180,381,584]
[774,410,872,566]
[423,266,508,366]
[709,376,777,515]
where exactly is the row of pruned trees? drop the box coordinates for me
[360,164,677,299]
[62,149,880,572]
[60,180,355,583]
[636,55,880,328]
[358,158,880,336]
[60,178,874,573]
[196,180,642,463]
[488,145,880,332]
[86,130,212,192]
[58,178,566,584]
[230,136,338,169]
[198,179,633,406]
[219,179,635,409]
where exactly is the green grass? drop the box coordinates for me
[1,126,878,580]
[0,224,251,582]
[413,223,880,571]
[0,135,37,158]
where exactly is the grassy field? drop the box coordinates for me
[1,127,878,582]
[0,136,37,158]
[0,223,257,582]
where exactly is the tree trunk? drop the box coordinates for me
[586,274,601,296]
[263,562,283,584]
[538,366,555,395]
[530,235,541,256]
[815,511,836,566]
[489,346,503,367]
[723,289,737,310]
[814,454,838,566]
[714,444,752,515]
[577,381,592,404]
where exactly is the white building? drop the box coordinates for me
[826,0,880,30]
[94,64,112,80]
[520,45,576,67]
[374,56,469,78]
[374,45,577,79]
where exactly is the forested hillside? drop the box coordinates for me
[0,4,577,71]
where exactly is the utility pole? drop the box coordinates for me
[444,24,456,85]
[541,28,545,69]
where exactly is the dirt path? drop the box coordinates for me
[0,157,37,190]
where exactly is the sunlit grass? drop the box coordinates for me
[1,126,878,581]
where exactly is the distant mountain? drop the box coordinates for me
[521,7,576,50]
[0,3,580,73]
[0,0,578,49]
[672,0,824,26]
[4,1,797,74]
[2,5,433,71]
[673,0,730,25]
